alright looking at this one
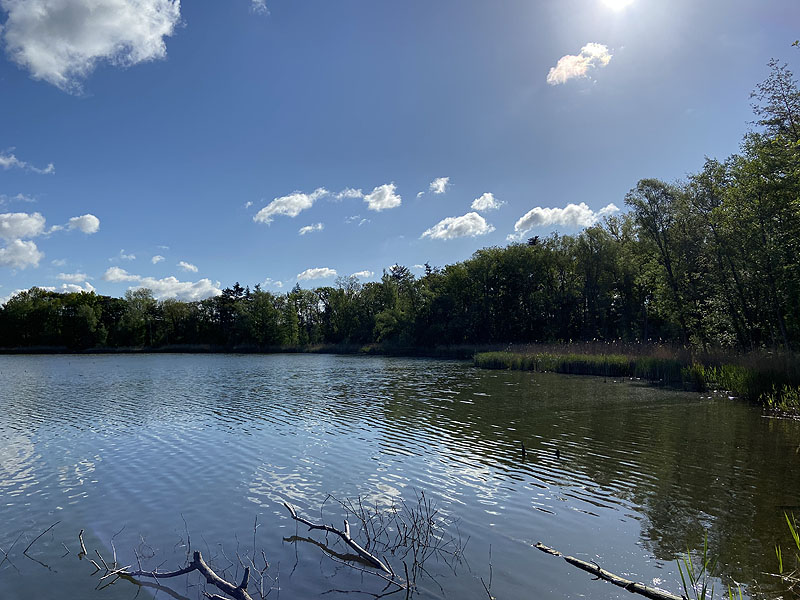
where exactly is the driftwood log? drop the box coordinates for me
[535,542,685,600]
[283,502,392,575]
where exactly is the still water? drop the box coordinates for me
[0,354,798,599]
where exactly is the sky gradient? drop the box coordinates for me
[1,0,798,302]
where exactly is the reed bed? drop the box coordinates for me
[474,343,800,410]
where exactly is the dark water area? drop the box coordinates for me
[1,354,798,599]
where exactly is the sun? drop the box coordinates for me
[602,0,635,10]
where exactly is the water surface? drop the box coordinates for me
[1,354,798,599]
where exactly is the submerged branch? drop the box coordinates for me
[283,502,392,574]
[535,542,685,600]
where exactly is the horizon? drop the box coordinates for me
[1,0,798,303]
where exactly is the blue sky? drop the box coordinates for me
[1,0,798,302]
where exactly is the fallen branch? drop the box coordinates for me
[283,502,392,575]
[535,542,685,600]
[127,551,254,600]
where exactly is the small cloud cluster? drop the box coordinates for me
[102,267,221,301]
[263,277,283,288]
[0,151,54,174]
[363,183,401,211]
[68,214,100,234]
[429,177,450,195]
[546,43,612,85]
[1,0,181,92]
[250,0,268,14]
[421,212,494,240]
[151,255,165,264]
[299,223,324,235]
[0,211,99,269]
[334,188,363,200]
[297,267,337,281]
[511,202,619,239]
[351,270,373,279]
[471,192,504,212]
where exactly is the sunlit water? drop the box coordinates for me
[1,354,798,599]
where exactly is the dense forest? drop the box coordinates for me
[1,60,798,353]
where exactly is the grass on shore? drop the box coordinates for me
[474,343,800,410]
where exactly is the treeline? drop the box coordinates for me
[1,60,798,352]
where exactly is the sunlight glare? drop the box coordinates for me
[603,0,635,10]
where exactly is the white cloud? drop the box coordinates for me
[546,43,612,85]
[67,213,100,234]
[416,191,424,198]
[421,212,495,240]
[263,277,283,288]
[102,267,221,300]
[51,258,66,266]
[297,267,337,281]
[0,239,43,269]
[57,272,87,283]
[511,202,619,238]
[178,261,198,272]
[102,266,139,282]
[151,255,164,264]
[298,222,324,235]
[0,212,46,240]
[250,0,268,15]
[335,188,363,200]
[48,281,94,294]
[0,151,54,174]
[429,177,450,194]
[1,0,181,92]
[351,270,373,279]
[244,201,253,209]
[253,187,328,224]
[471,192,504,212]
[413,264,426,270]
[364,183,401,212]
[117,249,136,261]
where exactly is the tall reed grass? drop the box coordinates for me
[474,343,800,409]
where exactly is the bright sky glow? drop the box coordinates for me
[603,0,635,10]
[0,0,798,302]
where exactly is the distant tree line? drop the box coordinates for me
[1,60,798,352]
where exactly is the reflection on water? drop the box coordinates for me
[0,353,799,599]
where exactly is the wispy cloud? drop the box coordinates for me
[299,222,324,235]
[0,151,54,174]
[421,212,494,240]
[297,267,337,280]
[116,249,136,261]
[511,202,619,239]
[364,183,401,212]
[334,188,364,200]
[152,255,165,264]
[263,277,283,288]
[546,43,612,85]
[351,270,373,279]
[1,0,181,93]
[253,188,328,224]
[178,261,198,272]
[471,192,504,212]
[250,0,269,15]
[0,193,37,205]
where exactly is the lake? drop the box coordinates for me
[1,353,798,599]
